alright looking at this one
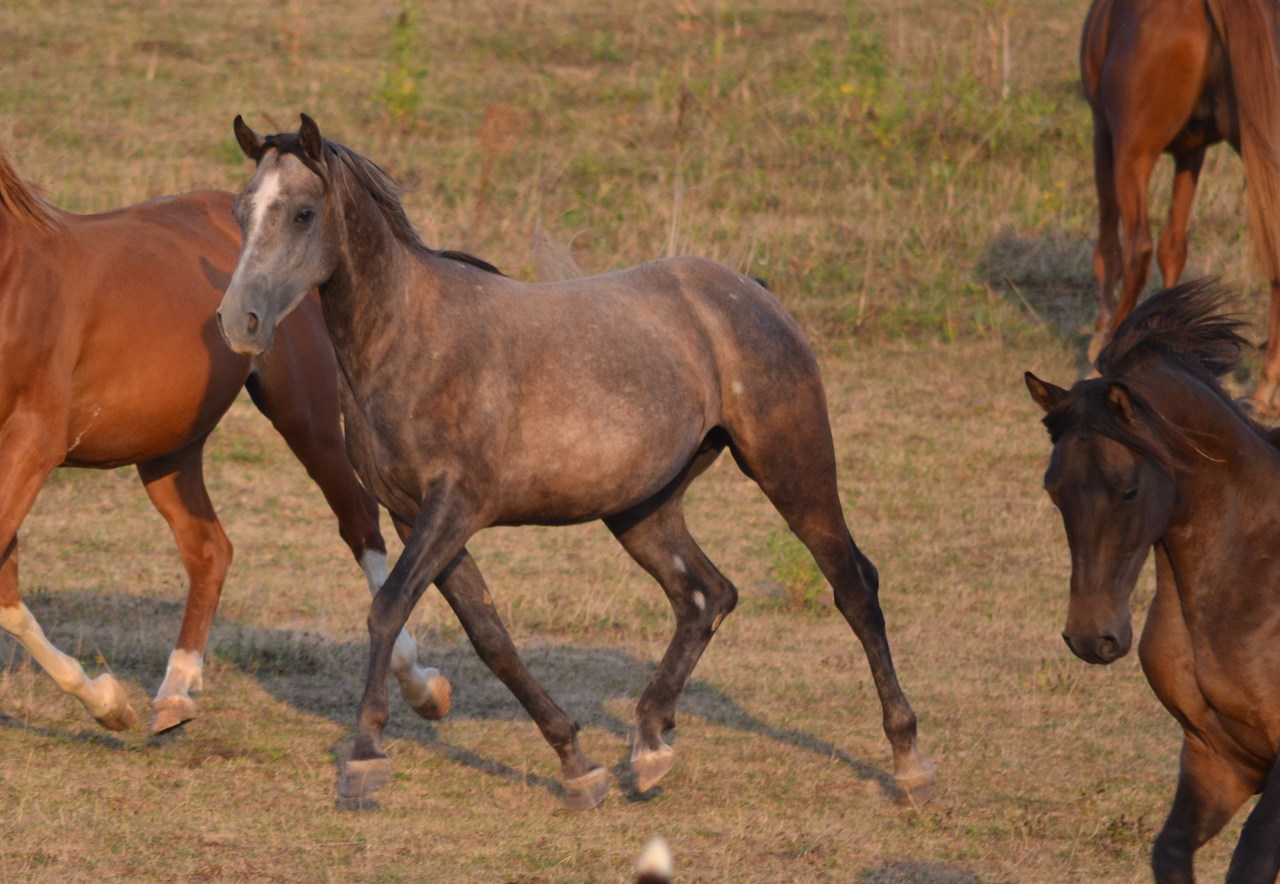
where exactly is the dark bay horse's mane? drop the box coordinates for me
[1042,280,1275,463]
[260,131,502,277]
[0,150,58,233]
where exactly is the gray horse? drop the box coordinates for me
[216,114,936,810]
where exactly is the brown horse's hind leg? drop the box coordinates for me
[136,445,233,734]
[1157,149,1206,290]
[0,430,136,730]
[1153,736,1254,882]
[246,348,450,719]
[604,472,736,795]
[729,421,936,805]
[1090,112,1124,364]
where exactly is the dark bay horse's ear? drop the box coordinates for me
[233,115,265,162]
[1105,382,1138,424]
[1025,372,1068,414]
[299,113,324,163]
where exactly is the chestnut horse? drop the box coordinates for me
[1028,281,1280,881]
[215,115,937,810]
[1082,0,1280,411]
[0,150,449,736]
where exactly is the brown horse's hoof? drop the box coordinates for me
[401,668,452,721]
[562,767,609,810]
[150,694,198,735]
[894,758,939,807]
[631,741,675,794]
[340,756,393,799]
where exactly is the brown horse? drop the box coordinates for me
[1028,280,1280,882]
[0,149,449,736]
[1082,0,1280,411]
[215,114,937,810]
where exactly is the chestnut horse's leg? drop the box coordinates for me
[1157,148,1206,290]
[1152,737,1254,883]
[246,330,450,720]
[136,443,233,734]
[1089,111,1123,364]
[0,434,136,730]
[603,457,736,794]
[1254,279,1280,411]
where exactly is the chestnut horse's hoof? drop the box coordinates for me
[400,667,452,721]
[631,741,675,794]
[894,758,939,807]
[562,767,609,810]
[340,756,393,799]
[150,694,198,735]
[88,674,137,732]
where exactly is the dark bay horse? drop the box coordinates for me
[1082,0,1280,411]
[1028,281,1280,881]
[0,149,449,736]
[215,114,937,810]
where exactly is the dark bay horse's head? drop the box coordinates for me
[1025,373,1177,665]
[216,114,335,355]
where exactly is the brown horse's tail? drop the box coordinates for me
[1207,0,1280,282]
[0,150,57,233]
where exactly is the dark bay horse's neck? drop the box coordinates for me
[1156,378,1280,609]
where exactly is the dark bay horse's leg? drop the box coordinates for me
[0,433,136,729]
[136,444,233,734]
[1152,737,1254,883]
[1229,759,1280,882]
[246,341,450,720]
[604,471,736,794]
[729,422,936,804]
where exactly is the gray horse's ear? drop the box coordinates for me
[1025,372,1067,414]
[299,113,324,162]
[233,115,265,161]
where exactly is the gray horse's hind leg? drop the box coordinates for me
[605,482,737,794]
[730,422,937,804]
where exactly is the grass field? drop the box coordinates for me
[0,0,1271,880]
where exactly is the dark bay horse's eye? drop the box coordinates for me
[294,208,315,224]
[1121,487,1139,503]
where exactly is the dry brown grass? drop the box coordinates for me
[0,0,1270,880]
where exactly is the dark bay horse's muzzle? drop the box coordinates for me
[1062,622,1132,665]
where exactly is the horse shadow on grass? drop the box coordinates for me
[0,590,899,807]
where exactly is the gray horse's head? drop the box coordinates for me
[216,114,336,355]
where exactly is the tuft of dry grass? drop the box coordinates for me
[1,0,1269,880]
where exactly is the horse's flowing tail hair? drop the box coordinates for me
[1208,0,1280,282]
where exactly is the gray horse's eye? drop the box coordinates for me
[294,208,315,224]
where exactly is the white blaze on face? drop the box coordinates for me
[243,167,282,259]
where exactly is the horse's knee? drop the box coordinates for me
[688,578,736,634]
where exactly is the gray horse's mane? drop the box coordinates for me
[262,130,502,276]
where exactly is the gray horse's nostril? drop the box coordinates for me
[246,312,260,334]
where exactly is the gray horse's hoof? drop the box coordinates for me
[562,767,609,810]
[894,758,939,806]
[149,694,198,735]
[631,741,675,794]
[340,756,393,799]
